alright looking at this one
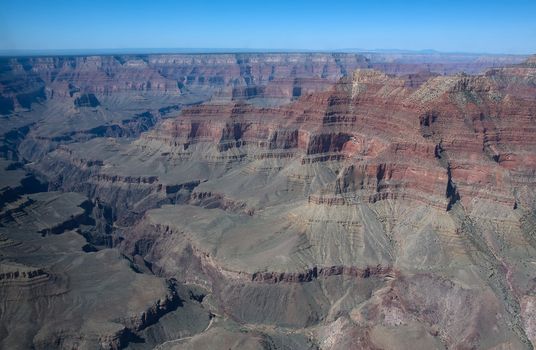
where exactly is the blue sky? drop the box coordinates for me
[1,0,535,54]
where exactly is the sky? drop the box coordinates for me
[0,0,535,54]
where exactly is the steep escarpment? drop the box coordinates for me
[1,52,526,167]
[117,69,453,211]
[0,53,372,173]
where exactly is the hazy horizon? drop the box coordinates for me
[0,47,532,58]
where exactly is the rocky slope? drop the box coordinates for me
[1,52,535,349]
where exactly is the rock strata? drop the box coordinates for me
[0,53,535,349]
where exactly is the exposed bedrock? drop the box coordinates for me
[5,55,534,215]
[118,194,536,348]
[122,206,389,328]
[28,156,194,224]
[0,187,211,350]
[1,54,536,349]
[1,52,526,117]
[37,59,535,216]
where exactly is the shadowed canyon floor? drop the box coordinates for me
[1,52,536,349]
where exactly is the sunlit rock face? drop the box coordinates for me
[0,53,535,349]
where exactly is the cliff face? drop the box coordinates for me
[1,53,536,350]
[121,63,535,212]
[1,52,526,115]
[0,53,369,113]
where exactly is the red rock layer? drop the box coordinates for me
[143,58,536,210]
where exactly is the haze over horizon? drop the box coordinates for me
[1,0,535,55]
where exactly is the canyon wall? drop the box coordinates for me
[0,52,535,350]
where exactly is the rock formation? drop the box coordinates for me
[0,52,535,349]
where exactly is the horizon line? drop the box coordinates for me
[0,47,533,58]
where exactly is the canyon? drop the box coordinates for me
[1,52,535,349]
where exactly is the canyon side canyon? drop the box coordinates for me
[1,52,536,349]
